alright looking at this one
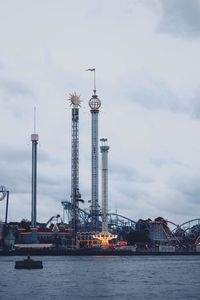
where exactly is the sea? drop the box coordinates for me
[0,255,199,300]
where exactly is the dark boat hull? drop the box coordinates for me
[15,259,43,269]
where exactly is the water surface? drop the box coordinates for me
[0,256,199,299]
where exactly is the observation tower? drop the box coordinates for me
[69,93,82,243]
[31,107,39,228]
[87,69,101,229]
[93,139,117,246]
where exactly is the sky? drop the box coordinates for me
[0,0,200,226]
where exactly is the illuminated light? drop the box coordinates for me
[93,231,117,247]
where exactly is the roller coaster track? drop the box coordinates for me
[171,218,200,233]
[61,200,200,235]
[61,200,136,230]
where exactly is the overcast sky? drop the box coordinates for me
[0,0,200,226]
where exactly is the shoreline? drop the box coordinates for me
[1,249,200,256]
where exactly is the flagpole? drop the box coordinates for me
[94,69,96,93]
[86,68,96,94]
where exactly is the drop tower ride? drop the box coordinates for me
[31,107,39,228]
[93,138,117,246]
[69,93,82,243]
[87,69,101,229]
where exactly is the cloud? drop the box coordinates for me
[126,80,185,113]
[191,90,200,119]
[158,0,200,37]
[0,78,32,97]
[170,173,200,205]
[0,61,5,70]
[110,162,152,183]
[0,0,200,225]
[151,156,188,168]
[0,77,35,120]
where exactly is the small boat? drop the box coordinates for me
[15,255,43,269]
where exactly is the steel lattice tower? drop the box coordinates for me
[69,93,82,244]
[87,69,101,229]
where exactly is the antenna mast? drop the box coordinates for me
[34,106,36,133]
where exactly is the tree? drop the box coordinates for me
[19,219,31,230]
[126,231,150,245]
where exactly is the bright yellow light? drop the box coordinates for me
[93,232,117,247]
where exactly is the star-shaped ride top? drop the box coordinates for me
[69,92,81,107]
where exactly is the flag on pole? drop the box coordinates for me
[86,68,95,71]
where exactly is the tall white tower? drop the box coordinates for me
[93,138,117,246]
[100,138,109,232]
[31,107,38,228]
[87,69,101,228]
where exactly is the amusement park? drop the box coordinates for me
[0,69,200,255]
